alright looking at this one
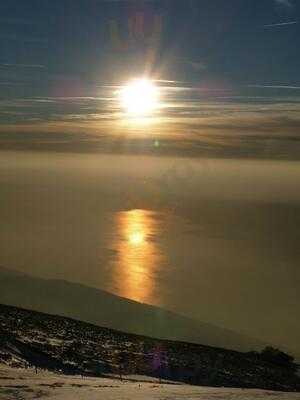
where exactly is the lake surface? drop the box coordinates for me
[0,150,300,355]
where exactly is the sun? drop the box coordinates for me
[119,78,159,115]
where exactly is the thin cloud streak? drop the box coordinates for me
[264,21,298,27]
[248,85,300,90]
[274,0,294,8]
[0,63,46,69]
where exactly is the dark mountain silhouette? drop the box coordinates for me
[0,266,266,353]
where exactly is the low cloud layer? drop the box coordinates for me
[1,83,300,160]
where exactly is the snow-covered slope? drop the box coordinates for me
[1,366,300,400]
[1,303,299,392]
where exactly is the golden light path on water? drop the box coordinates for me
[112,209,164,304]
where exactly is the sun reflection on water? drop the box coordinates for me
[113,209,163,303]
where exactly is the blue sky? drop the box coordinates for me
[0,0,300,159]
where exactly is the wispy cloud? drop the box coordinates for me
[185,61,207,72]
[248,84,300,90]
[0,82,28,86]
[274,0,294,8]
[264,21,298,27]
[0,63,46,69]
[0,17,39,26]
[0,34,47,44]
[176,58,207,72]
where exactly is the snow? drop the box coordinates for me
[1,366,300,400]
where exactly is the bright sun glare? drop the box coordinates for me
[119,78,159,116]
[129,231,145,246]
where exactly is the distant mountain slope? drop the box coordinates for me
[0,266,266,353]
[0,303,299,392]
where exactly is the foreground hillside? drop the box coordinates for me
[0,304,299,392]
[1,366,300,400]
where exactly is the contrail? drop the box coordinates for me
[264,21,298,27]
[0,63,46,69]
[248,85,300,90]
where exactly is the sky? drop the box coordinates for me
[0,0,300,158]
[1,0,300,358]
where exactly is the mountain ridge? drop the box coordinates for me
[0,266,268,353]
